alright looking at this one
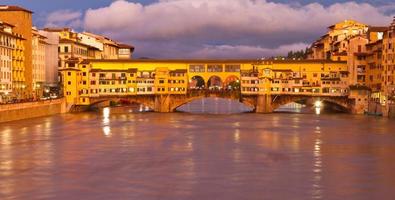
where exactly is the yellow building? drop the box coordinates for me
[61,59,349,106]
[0,5,33,99]
[0,21,18,102]
[0,20,26,100]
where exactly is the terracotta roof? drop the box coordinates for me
[59,38,101,50]
[118,43,135,50]
[0,5,33,13]
[368,26,388,32]
[91,68,138,73]
[0,21,15,27]
[366,40,383,46]
[0,30,24,39]
[43,27,72,32]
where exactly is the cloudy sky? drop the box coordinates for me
[2,0,395,58]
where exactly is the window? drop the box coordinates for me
[189,64,205,72]
[68,81,71,85]
[207,64,223,72]
[64,46,69,53]
[159,80,165,84]
[225,64,241,72]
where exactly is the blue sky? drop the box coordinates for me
[2,0,394,58]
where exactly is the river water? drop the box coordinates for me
[1,99,395,200]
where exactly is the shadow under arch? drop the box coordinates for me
[89,97,155,111]
[272,95,352,113]
[224,75,240,90]
[189,75,206,89]
[321,99,350,113]
[207,75,223,89]
[175,96,254,114]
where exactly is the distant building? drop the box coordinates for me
[39,30,60,89]
[118,43,134,59]
[32,27,47,98]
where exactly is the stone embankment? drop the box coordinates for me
[0,98,67,123]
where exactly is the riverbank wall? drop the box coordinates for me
[0,98,67,123]
[367,102,395,118]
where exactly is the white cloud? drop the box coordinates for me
[45,10,83,28]
[49,0,395,58]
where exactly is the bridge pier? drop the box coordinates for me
[255,94,273,113]
[154,95,172,113]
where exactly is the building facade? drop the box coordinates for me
[383,18,395,105]
[32,27,47,98]
[0,5,33,99]
[39,30,60,90]
[0,21,15,102]
[60,59,350,106]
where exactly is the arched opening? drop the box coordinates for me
[189,76,205,89]
[273,97,350,114]
[321,100,349,113]
[207,76,223,90]
[224,75,240,90]
[176,97,254,114]
[90,99,154,113]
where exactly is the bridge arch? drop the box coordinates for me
[271,95,352,113]
[189,75,206,89]
[172,96,254,113]
[88,96,156,111]
[207,75,223,89]
[224,75,240,90]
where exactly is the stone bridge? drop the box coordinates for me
[87,90,357,113]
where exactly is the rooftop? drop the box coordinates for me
[0,5,33,13]
[368,26,388,32]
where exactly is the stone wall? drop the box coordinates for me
[0,98,66,123]
[389,104,395,118]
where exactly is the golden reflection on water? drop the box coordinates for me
[102,107,111,137]
[312,126,323,199]
[234,129,240,144]
[1,109,395,199]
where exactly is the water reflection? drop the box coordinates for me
[177,97,253,114]
[0,111,394,199]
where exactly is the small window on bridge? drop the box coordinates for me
[225,64,240,72]
[189,65,205,72]
[207,64,223,72]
